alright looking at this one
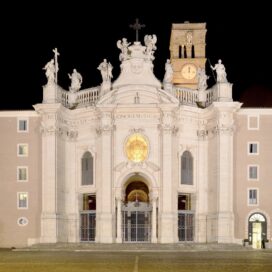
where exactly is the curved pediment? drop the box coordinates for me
[97,85,179,105]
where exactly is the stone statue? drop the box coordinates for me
[117,38,131,61]
[68,69,83,92]
[163,59,173,84]
[186,31,193,46]
[144,34,157,60]
[43,59,56,84]
[210,59,227,83]
[197,68,209,91]
[97,59,113,82]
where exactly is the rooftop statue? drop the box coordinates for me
[197,68,209,91]
[43,59,56,84]
[144,34,157,60]
[68,69,83,92]
[117,38,131,61]
[210,59,227,83]
[163,59,173,84]
[97,59,113,83]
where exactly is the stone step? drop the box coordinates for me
[16,242,254,252]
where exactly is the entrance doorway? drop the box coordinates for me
[248,213,267,249]
[178,194,194,241]
[122,181,152,242]
[80,194,96,241]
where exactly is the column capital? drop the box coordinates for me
[149,190,159,201]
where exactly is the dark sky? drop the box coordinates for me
[1,1,272,109]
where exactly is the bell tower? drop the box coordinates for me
[170,22,207,89]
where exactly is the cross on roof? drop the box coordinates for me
[129,18,145,42]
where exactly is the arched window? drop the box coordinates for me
[184,46,187,58]
[81,152,93,185]
[181,151,193,185]
[179,45,182,58]
[191,45,195,58]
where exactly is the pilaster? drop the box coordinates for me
[96,110,114,243]
[158,110,176,243]
[213,102,242,243]
[34,103,61,243]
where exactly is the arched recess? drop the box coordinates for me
[81,151,94,185]
[181,151,193,185]
[116,169,158,193]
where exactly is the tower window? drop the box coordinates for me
[191,45,195,58]
[179,45,182,58]
[184,46,187,58]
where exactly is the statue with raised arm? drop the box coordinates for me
[163,59,173,84]
[197,68,209,91]
[210,59,227,83]
[97,59,113,83]
[43,59,56,84]
[117,38,131,61]
[144,34,157,60]
[68,69,83,92]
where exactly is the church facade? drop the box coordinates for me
[0,23,271,248]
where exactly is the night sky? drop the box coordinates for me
[1,1,272,109]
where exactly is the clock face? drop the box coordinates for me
[181,64,197,80]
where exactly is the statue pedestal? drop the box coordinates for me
[43,83,58,104]
[68,92,77,105]
[163,82,173,93]
[198,90,207,103]
[100,81,111,96]
[215,82,233,102]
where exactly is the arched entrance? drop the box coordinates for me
[248,213,267,249]
[122,178,152,242]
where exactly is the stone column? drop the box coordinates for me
[65,130,78,243]
[150,192,158,243]
[97,111,114,243]
[214,102,241,243]
[116,195,122,243]
[159,110,176,243]
[196,126,209,242]
[34,104,60,243]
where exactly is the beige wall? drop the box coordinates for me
[234,109,272,241]
[0,112,42,247]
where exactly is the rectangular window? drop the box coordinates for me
[82,194,96,210]
[248,116,259,130]
[17,167,28,181]
[17,192,28,209]
[18,144,28,157]
[17,119,28,132]
[248,189,258,205]
[248,142,259,155]
[248,165,259,180]
[178,194,191,210]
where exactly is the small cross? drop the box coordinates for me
[52,48,60,83]
[129,18,145,42]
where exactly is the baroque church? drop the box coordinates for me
[0,22,271,249]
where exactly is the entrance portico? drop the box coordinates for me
[115,173,158,243]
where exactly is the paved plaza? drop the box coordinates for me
[0,248,271,272]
